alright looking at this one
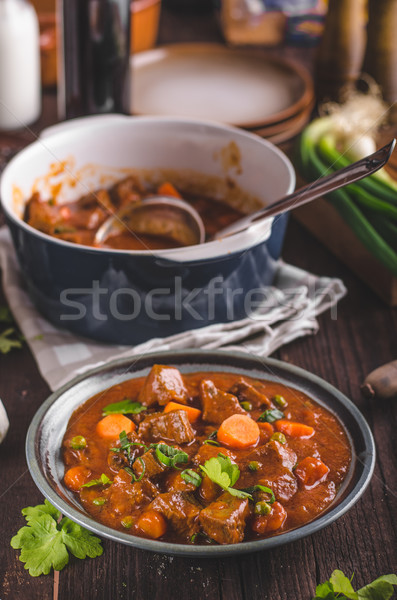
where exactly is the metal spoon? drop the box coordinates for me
[95,196,206,247]
[95,139,395,247]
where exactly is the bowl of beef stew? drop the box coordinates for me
[26,350,375,556]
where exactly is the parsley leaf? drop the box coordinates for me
[358,575,397,600]
[10,501,103,577]
[81,473,112,488]
[0,328,23,354]
[257,408,284,423]
[0,306,13,323]
[313,571,397,600]
[102,399,146,416]
[199,453,252,499]
[22,499,61,523]
[59,517,103,559]
[329,570,357,599]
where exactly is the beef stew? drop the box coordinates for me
[62,365,352,545]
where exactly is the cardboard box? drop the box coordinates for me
[294,198,397,306]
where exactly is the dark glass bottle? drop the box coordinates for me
[314,0,366,102]
[363,0,397,108]
[58,0,131,119]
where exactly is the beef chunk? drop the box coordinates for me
[138,410,195,444]
[240,440,298,502]
[107,431,143,472]
[246,440,297,472]
[199,492,250,544]
[200,380,245,425]
[229,378,271,409]
[192,443,236,467]
[108,468,158,513]
[150,492,201,538]
[25,193,65,234]
[257,471,298,503]
[165,470,197,493]
[132,448,168,479]
[139,365,188,407]
[112,176,144,208]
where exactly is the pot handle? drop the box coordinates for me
[39,114,132,139]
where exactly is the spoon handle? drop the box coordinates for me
[213,139,396,240]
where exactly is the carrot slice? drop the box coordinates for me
[257,421,274,439]
[137,510,167,539]
[96,414,135,440]
[274,419,314,438]
[64,465,92,491]
[294,456,329,486]
[251,501,287,535]
[217,414,260,449]
[163,401,201,423]
[157,182,181,198]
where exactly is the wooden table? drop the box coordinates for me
[0,7,396,600]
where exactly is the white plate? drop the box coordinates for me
[131,43,314,128]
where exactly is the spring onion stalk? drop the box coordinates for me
[297,117,397,277]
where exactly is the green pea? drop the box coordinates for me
[240,401,252,411]
[254,501,271,516]
[271,432,286,444]
[248,461,259,472]
[273,394,287,408]
[93,497,106,506]
[121,516,134,529]
[70,435,87,450]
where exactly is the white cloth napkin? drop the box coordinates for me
[0,227,346,391]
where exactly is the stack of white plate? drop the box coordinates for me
[131,43,314,144]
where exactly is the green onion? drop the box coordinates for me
[155,444,188,468]
[242,485,276,504]
[69,436,87,450]
[181,469,202,487]
[124,460,145,483]
[298,119,397,277]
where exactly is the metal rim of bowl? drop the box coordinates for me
[26,349,376,557]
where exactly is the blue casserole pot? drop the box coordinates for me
[1,116,295,345]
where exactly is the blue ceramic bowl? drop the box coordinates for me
[26,350,376,557]
[1,116,295,344]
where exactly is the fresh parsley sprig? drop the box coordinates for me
[81,473,112,488]
[102,399,146,417]
[0,305,24,354]
[10,499,103,577]
[313,570,397,600]
[199,453,252,499]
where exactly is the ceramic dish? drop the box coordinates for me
[26,350,375,557]
[131,44,314,128]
